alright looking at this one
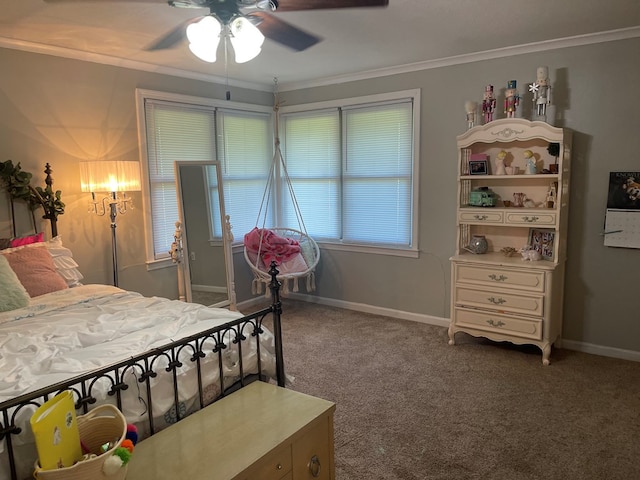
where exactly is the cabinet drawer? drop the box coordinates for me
[455,264,545,292]
[292,416,332,480]
[458,209,504,224]
[455,286,544,316]
[505,210,556,226]
[454,308,543,341]
[244,444,292,480]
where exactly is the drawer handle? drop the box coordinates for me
[522,216,539,223]
[309,454,321,478]
[488,297,506,305]
[488,274,507,282]
[474,214,488,220]
[276,463,283,470]
[487,319,505,327]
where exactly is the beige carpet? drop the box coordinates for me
[267,299,640,480]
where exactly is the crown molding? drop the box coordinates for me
[0,37,272,92]
[1,26,639,93]
[278,26,640,91]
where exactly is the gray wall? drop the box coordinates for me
[281,37,640,354]
[0,48,272,298]
[1,37,638,355]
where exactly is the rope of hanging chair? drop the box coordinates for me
[249,80,314,274]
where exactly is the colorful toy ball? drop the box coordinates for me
[126,424,138,445]
[120,439,135,453]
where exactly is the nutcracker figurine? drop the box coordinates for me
[464,101,478,130]
[504,80,520,118]
[481,85,496,123]
[530,66,552,120]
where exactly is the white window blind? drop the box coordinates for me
[281,109,341,239]
[217,109,273,240]
[143,99,272,260]
[343,100,413,246]
[145,100,216,259]
[281,98,414,248]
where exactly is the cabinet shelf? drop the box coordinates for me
[460,174,559,180]
[458,206,556,211]
[450,252,557,269]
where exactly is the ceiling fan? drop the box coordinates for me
[44,0,389,62]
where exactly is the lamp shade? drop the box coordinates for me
[187,15,222,63]
[80,161,142,193]
[229,16,264,63]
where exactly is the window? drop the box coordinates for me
[136,89,419,267]
[136,90,272,265]
[217,109,274,240]
[280,90,419,252]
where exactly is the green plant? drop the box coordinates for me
[547,142,560,161]
[0,160,32,202]
[33,184,65,220]
[0,160,65,228]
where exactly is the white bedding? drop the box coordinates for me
[0,285,277,479]
[0,284,273,400]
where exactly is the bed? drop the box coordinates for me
[0,170,286,480]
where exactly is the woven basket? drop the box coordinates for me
[34,404,128,480]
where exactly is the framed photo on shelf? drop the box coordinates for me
[528,228,555,260]
[469,159,488,175]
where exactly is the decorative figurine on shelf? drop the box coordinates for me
[504,80,520,118]
[464,101,478,130]
[529,66,552,121]
[547,142,560,173]
[546,181,558,208]
[524,149,537,175]
[520,246,542,261]
[482,85,496,123]
[513,192,526,207]
[495,150,507,175]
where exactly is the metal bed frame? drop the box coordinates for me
[0,265,284,480]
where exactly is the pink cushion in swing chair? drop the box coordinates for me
[243,227,308,273]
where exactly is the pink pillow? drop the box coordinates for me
[10,232,44,247]
[2,245,68,297]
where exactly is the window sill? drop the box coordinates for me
[232,242,418,258]
[146,257,174,271]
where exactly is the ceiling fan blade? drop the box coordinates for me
[145,17,201,51]
[250,12,320,51]
[272,0,388,11]
[43,0,164,3]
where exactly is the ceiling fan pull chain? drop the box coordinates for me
[224,34,231,101]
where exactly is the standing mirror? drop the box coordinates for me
[175,161,236,310]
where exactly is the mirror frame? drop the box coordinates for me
[174,161,236,310]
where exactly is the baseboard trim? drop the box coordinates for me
[559,339,640,363]
[239,293,640,363]
[191,284,226,294]
[271,293,640,363]
[285,293,450,328]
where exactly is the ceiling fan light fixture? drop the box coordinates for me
[229,16,265,63]
[186,15,222,63]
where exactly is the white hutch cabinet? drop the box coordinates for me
[448,119,572,365]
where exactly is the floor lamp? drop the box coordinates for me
[80,161,141,287]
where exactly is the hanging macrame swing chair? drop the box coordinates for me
[243,85,320,296]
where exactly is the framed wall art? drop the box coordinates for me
[528,228,555,260]
[469,159,488,175]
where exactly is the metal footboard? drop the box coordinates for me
[0,265,283,480]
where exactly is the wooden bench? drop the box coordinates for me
[126,381,336,480]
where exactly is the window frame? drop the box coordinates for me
[279,89,421,258]
[135,88,273,270]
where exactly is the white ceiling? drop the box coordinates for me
[1,0,639,91]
